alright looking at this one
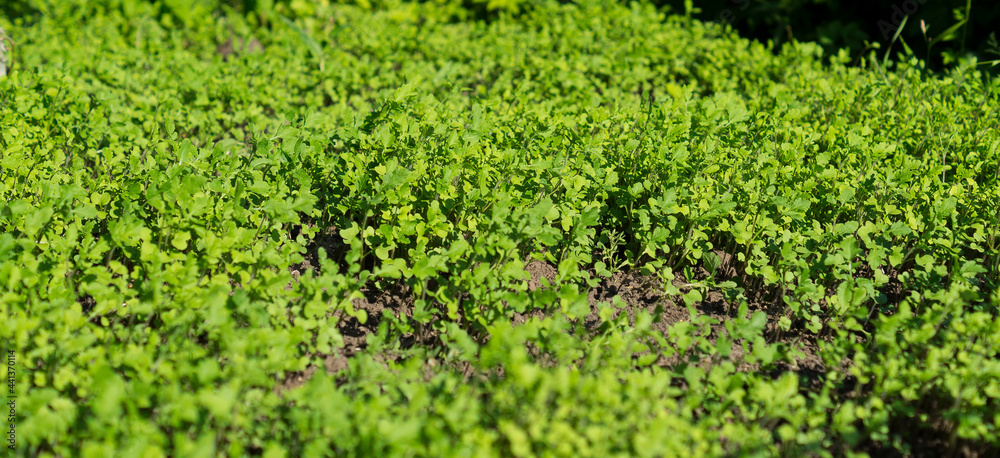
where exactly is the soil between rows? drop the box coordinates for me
[279,249,1000,455]
[278,247,827,394]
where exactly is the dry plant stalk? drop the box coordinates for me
[0,26,10,77]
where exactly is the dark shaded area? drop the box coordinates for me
[660,0,1000,71]
[0,0,38,20]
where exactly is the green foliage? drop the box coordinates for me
[1,0,999,456]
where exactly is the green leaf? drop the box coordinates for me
[682,289,703,307]
[74,205,99,219]
[171,231,191,250]
[23,206,54,238]
[929,19,968,47]
[702,251,720,278]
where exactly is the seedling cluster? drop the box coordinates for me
[1,1,999,455]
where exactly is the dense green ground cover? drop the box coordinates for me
[2,0,999,456]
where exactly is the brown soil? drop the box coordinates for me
[341,281,417,351]
[279,248,827,393]
[216,35,264,61]
[293,224,346,275]
[510,259,558,325]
